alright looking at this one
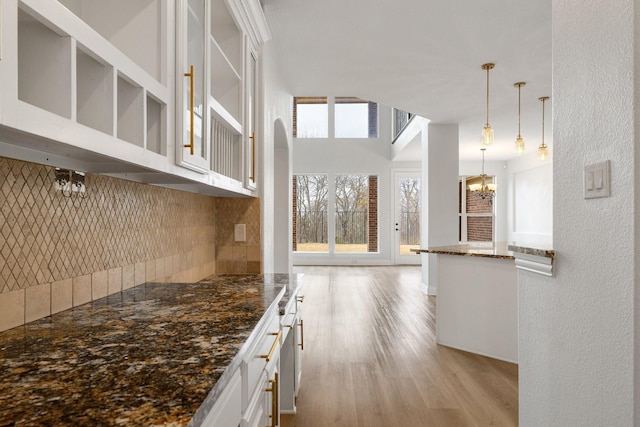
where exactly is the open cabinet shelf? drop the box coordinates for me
[18,8,72,119]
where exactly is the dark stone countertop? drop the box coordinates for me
[411,242,515,259]
[0,274,303,427]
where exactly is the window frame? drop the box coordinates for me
[459,175,495,243]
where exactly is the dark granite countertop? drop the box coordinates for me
[0,274,303,427]
[507,242,555,259]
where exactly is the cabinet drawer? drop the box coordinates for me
[244,310,281,397]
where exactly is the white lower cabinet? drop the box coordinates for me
[201,294,304,426]
[279,293,303,415]
[201,369,243,427]
[241,307,281,427]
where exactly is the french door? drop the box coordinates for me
[393,171,421,265]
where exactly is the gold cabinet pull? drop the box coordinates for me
[264,372,279,427]
[298,319,304,351]
[273,371,279,427]
[184,65,194,155]
[249,132,256,182]
[260,331,282,362]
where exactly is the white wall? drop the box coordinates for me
[506,151,553,245]
[519,1,638,425]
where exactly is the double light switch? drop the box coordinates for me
[584,160,610,199]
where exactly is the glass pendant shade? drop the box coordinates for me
[538,143,548,160]
[482,124,494,146]
[481,63,495,145]
[515,136,525,153]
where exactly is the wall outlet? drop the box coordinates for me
[234,224,246,242]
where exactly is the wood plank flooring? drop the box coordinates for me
[281,266,517,427]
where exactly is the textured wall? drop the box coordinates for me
[519,1,637,425]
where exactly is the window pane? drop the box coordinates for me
[467,217,493,241]
[335,175,368,252]
[294,97,328,138]
[294,175,328,252]
[335,97,377,138]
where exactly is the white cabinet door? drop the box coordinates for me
[201,369,243,427]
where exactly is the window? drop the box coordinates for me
[293,96,377,139]
[335,97,378,138]
[459,176,495,242]
[293,174,378,253]
[293,175,328,252]
[293,97,328,138]
[335,175,369,252]
[392,108,414,140]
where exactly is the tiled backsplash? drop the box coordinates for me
[0,157,262,332]
[215,197,261,274]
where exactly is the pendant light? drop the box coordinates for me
[514,82,526,153]
[468,148,496,200]
[538,96,550,160]
[481,63,495,145]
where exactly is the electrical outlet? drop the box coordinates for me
[234,224,246,242]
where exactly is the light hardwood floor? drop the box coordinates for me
[281,266,518,427]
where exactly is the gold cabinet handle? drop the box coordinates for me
[298,319,304,351]
[249,132,256,182]
[260,331,282,362]
[184,65,194,155]
[274,371,279,427]
[264,372,279,427]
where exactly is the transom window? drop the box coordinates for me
[293,96,378,139]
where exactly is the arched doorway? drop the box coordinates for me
[273,118,291,273]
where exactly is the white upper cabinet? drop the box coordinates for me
[0,0,269,196]
[0,0,172,172]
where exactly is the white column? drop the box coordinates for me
[420,123,459,295]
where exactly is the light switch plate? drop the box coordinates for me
[584,160,610,199]
[234,224,246,242]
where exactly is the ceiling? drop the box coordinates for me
[261,0,552,162]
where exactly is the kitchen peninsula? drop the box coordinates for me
[416,242,518,363]
[0,274,303,426]
[416,242,554,364]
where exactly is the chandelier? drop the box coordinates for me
[468,148,496,200]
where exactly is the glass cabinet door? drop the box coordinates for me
[245,49,257,189]
[179,0,209,172]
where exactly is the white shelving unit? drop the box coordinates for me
[0,0,270,197]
